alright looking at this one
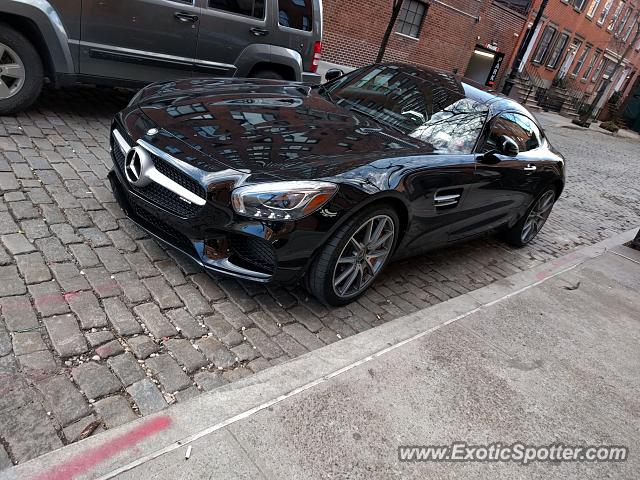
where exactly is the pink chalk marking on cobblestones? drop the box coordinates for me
[0,282,119,315]
[534,252,584,280]
[32,415,172,480]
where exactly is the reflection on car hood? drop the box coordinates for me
[134,77,434,180]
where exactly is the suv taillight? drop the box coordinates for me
[311,41,322,73]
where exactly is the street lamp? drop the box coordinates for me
[503,0,549,96]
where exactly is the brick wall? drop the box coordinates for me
[322,0,528,87]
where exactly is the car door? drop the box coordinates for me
[195,0,270,76]
[459,111,548,239]
[400,154,478,253]
[79,0,200,83]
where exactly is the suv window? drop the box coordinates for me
[485,113,541,152]
[278,0,313,31]
[209,0,265,18]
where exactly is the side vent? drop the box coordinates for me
[434,188,463,210]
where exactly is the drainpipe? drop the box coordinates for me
[502,0,549,95]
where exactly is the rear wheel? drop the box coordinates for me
[250,69,285,81]
[502,187,556,247]
[0,25,43,115]
[307,206,399,306]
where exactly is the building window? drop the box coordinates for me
[616,7,632,35]
[494,0,531,15]
[395,0,427,38]
[532,25,557,63]
[592,57,606,81]
[608,1,625,30]
[598,0,614,24]
[546,33,569,68]
[623,10,636,40]
[586,0,601,18]
[583,50,600,79]
[572,45,591,76]
[574,0,587,10]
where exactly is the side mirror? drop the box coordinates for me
[325,68,344,82]
[497,135,519,157]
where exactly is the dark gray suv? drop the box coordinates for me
[0,0,323,115]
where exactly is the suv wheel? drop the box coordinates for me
[307,206,399,306]
[0,25,44,115]
[250,69,285,80]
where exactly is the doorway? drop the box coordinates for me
[465,46,504,86]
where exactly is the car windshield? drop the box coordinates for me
[326,65,488,154]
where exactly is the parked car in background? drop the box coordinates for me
[0,0,323,115]
[109,63,565,306]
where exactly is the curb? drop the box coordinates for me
[3,227,637,480]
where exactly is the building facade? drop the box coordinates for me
[513,0,640,115]
[321,0,531,88]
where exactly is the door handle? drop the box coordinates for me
[174,12,199,23]
[523,164,537,171]
[250,27,270,36]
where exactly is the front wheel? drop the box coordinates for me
[0,24,44,115]
[307,206,399,306]
[502,187,556,247]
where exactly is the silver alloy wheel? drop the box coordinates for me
[332,214,395,298]
[0,42,26,100]
[521,190,555,244]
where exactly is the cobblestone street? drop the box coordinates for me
[0,86,638,468]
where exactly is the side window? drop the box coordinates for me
[278,0,313,31]
[485,113,540,153]
[208,0,265,19]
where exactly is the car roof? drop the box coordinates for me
[382,62,534,119]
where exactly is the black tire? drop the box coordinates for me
[0,23,43,115]
[307,205,400,306]
[502,186,556,247]
[250,69,285,80]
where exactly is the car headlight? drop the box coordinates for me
[231,181,338,220]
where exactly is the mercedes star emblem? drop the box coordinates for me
[124,146,152,187]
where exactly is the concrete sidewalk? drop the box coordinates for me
[3,229,639,480]
[534,110,640,141]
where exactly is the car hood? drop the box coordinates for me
[133,77,434,181]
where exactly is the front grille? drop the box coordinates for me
[228,234,277,274]
[111,126,206,218]
[111,131,127,172]
[133,204,197,256]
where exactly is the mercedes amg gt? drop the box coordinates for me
[108,63,565,306]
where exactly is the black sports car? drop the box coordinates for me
[109,63,565,306]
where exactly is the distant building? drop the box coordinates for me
[321,0,532,89]
[509,0,640,118]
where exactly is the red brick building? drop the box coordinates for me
[321,0,531,88]
[514,0,640,115]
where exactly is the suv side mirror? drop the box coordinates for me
[497,135,519,157]
[325,68,344,82]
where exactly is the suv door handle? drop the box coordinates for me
[174,12,199,23]
[523,164,537,171]
[250,27,270,36]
